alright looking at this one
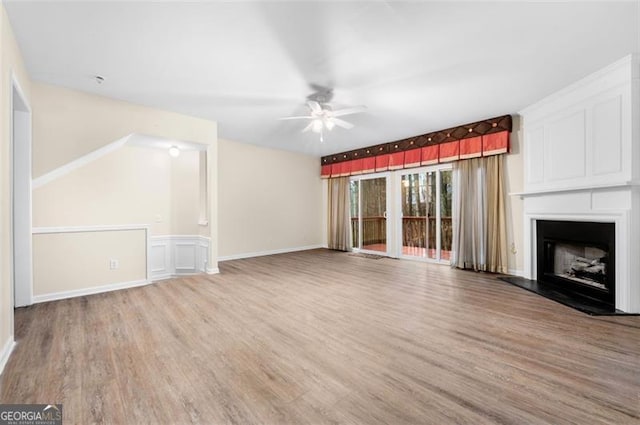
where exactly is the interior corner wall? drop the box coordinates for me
[1,2,32,364]
[504,116,525,275]
[31,82,217,179]
[217,139,323,259]
[32,145,200,235]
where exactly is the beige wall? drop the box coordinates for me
[33,230,147,296]
[33,145,200,236]
[1,3,32,357]
[32,82,217,178]
[504,115,525,274]
[171,149,201,235]
[218,139,323,258]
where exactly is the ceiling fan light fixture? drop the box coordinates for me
[168,145,180,157]
[279,95,365,141]
[325,119,335,131]
[312,119,323,133]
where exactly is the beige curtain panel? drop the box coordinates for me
[451,155,508,273]
[327,177,352,251]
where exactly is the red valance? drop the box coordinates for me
[321,130,509,178]
[321,115,512,178]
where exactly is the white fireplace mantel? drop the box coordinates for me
[518,54,640,312]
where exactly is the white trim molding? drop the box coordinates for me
[32,134,132,189]
[0,338,17,376]
[150,235,211,281]
[32,224,151,234]
[10,71,34,315]
[33,279,151,304]
[217,244,323,262]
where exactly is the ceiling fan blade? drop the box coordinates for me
[278,116,313,120]
[301,122,314,133]
[331,118,354,130]
[330,106,367,117]
[307,100,322,114]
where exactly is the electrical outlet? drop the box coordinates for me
[109,259,119,270]
[155,214,163,223]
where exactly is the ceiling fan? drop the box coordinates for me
[279,98,366,142]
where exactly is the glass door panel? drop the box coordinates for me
[360,177,387,253]
[400,167,451,263]
[401,173,427,258]
[349,180,359,249]
[425,171,437,260]
[440,170,453,262]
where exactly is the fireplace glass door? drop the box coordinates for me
[537,220,615,306]
[545,242,609,290]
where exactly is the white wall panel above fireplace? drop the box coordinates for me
[520,54,637,194]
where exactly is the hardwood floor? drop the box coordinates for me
[1,249,639,424]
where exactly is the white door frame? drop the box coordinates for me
[10,73,33,311]
[350,172,391,256]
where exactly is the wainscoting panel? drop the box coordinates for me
[150,236,210,281]
[150,243,169,275]
[175,243,197,272]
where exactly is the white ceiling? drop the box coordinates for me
[4,1,639,157]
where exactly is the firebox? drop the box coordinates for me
[536,220,615,307]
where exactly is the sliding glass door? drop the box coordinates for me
[350,174,389,254]
[399,166,452,262]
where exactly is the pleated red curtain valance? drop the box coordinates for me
[320,115,512,178]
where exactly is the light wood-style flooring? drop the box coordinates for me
[1,249,639,424]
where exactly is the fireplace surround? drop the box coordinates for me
[516,54,639,313]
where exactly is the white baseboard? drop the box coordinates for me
[0,338,16,376]
[32,279,151,304]
[218,245,324,262]
[507,269,525,278]
[153,272,204,281]
[206,267,220,275]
